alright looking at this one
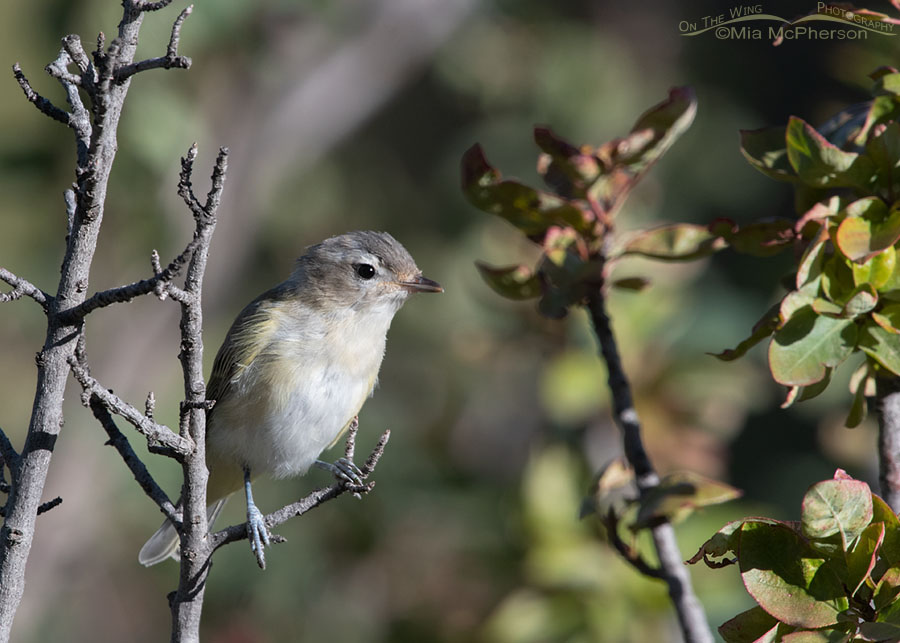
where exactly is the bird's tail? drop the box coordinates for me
[138,498,229,567]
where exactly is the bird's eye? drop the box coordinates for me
[354,263,376,280]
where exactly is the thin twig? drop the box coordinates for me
[0,269,50,310]
[135,0,176,11]
[210,429,389,553]
[0,430,19,480]
[600,509,664,579]
[68,356,193,457]
[89,397,179,523]
[36,497,62,515]
[11,63,70,125]
[587,288,713,643]
[58,236,203,323]
[115,6,192,82]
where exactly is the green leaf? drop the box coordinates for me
[872,493,900,567]
[717,606,778,643]
[841,284,879,318]
[875,72,900,97]
[801,476,873,546]
[786,116,875,189]
[632,471,741,529]
[475,263,542,300]
[739,521,849,628]
[846,369,870,428]
[854,246,897,289]
[860,621,900,641]
[872,303,900,334]
[740,126,796,182]
[622,223,726,261]
[687,517,786,568]
[589,87,697,210]
[797,227,829,289]
[768,306,858,386]
[781,630,855,643]
[846,522,884,596]
[460,144,589,235]
[834,198,900,263]
[866,121,900,195]
[860,322,900,376]
[610,276,650,292]
[855,95,900,145]
[821,256,856,304]
[710,303,780,362]
[709,218,795,257]
[781,278,823,322]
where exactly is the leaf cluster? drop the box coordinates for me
[709,69,900,422]
[462,87,697,318]
[689,470,900,642]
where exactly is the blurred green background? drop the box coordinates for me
[1,0,897,641]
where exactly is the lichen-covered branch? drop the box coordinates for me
[115,6,192,82]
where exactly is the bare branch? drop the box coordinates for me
[878,375,900,511]
[58,236,202,323]
[210,428,389,553]
[600,509,664,580]
[587,289,713,643]
[11,63,70,126]
[115,6,193,82]
[68,356,193,457]
[89,397,179,523]
[0,430,19,480]
[0,268,50,310]
[36,497,62,515]
[135,0,176,11]
[64,189,76,243]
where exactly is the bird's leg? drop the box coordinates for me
[314,458,364,487]
[243,466,271,569]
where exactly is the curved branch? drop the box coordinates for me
[115,6,193,82]
[0,269,50,310]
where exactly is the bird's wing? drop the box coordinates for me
[206,283,293,425]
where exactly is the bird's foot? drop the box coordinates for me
[315,457,364,487]
[247,501,271,569]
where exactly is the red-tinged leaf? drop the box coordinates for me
[874,565,900,611]
[786,116,875,189]
[860,621,900,641]
[846,522,884,596]
[622,223,726,261]
[739,521,848,628]
[475,263,542,301]
[717,606,778,643]
[623,86,697,175]
[687,517,787,568]
[801,477,873,546]
[611,276,650,292]
[872,304,900,334]
[795,197,843,238]
[859,321,900,376]
[781,630,854,642]
[534,126,601,199]
[841,284,879,317]
[856,95,900,147]
[782,369,832,409]
[768,306,857,386]
[821,255,856,304]
[780,279,822,322]
[740,126,797,182]
[461,144,590,235]
[834,197,900,263]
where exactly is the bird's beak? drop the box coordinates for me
[397,275,443,293]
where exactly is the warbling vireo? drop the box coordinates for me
[139,230,442,566]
